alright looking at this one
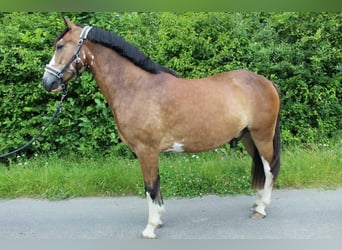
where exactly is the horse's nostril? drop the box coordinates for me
[42,75,61,92]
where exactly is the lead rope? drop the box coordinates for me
[0,87,68,159]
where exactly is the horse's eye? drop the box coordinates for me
[56,44,64,51]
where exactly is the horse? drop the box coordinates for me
[42,17,281,239]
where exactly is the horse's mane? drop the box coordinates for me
[86,27,178,77]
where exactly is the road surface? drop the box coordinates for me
[0,189,341,239]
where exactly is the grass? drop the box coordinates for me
[276,144,342,189]
[0,143,341,200]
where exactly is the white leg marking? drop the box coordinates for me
[163,142,184,152]
[141,192,165,239]
[254,157,273,216]
[251,189,263,211]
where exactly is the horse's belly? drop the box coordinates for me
[160,82,248,153]
[162,124,242,153]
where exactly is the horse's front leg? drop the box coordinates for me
[137,150,165,239]
[143,177,165,238]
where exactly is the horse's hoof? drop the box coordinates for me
[141,225,157,239]
[250,211,266,219]
[141,230,157,239]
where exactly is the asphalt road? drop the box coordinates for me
[0,189,341,239]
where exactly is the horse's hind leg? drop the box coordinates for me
[137,149,165,239]
[249,129,275,219]
[252,156,273,219]
[241,130,274,218]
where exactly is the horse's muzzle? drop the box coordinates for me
[42,72,63,92]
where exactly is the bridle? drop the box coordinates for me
[44,26,92,83]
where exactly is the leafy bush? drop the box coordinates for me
[0,12,341,159]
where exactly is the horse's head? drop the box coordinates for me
[42,17,91,92]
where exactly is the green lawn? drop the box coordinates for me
[0,144,341,199]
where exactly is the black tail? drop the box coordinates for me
[251,111,281,189]
[251,142,265,189]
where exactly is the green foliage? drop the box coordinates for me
[0,12,341,158]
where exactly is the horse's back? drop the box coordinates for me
[181,69,280,116]
[209,69,277,95]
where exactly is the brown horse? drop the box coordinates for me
[42,17,281,239]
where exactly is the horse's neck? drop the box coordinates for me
[86,44,153,109]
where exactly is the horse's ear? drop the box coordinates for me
[62,16,76,29]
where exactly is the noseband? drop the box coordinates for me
[44,26,92,81]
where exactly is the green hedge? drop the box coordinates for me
[0,12,341,158]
